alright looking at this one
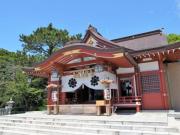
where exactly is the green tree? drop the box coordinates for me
[20,23,82,57]
[0,61,15,107]
[167,34,180,44]
[0,49,46,111]
[0,48,40,66]
[4,68,45,111]
[1,23,83,112]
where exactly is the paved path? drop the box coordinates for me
[13,110,169,123]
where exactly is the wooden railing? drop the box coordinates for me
[112,96,142,112]
[112,96,141,104]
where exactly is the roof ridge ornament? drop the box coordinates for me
[88,24,98,32]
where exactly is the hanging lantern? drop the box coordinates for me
[51,70,58,78]
[94,65,103,73]
[46,83,59,88]
[51,69,59,81]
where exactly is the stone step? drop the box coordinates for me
[0,115,168,126]
[0,119,178,133]
[0,124,175,135]
[0,129,46,135]
[168,111,180,119]
[1,113,179,135]
[0,125,106,135]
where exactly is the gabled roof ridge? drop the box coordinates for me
[131,41,180,56]
[111,29,163,43]
[83,25,133,51]
[64,40,83,46]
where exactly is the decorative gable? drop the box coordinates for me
[86,36,97,47]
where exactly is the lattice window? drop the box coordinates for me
[141,74,160,92]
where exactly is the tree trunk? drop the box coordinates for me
[48,45,54,56]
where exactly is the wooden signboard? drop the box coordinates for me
[96,100,106,106]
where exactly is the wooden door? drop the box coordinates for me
[119,77,134,97]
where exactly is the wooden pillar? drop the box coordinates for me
[47,87,51,105]
[117,78,119,103]
[134,66,142,112]
[57,87,60,105]
[47,105,51,115]
[134,67,142,96]
[106,100,111,116]
[136,104,140,112]
[106,105,111,116]
[47,75,52,114]
[96,106,101,116]
[60,92,66,104]
[159,61,169,110]
[133,74,137,96]
[47,87,52,114]
[58,78,61,105]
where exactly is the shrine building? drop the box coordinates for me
[24,25,180,115]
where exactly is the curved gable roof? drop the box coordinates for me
[34,43,126,67]
[82,25,133,52]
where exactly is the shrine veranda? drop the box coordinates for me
[24,26,180,115]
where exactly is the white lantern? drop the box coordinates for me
[94,65,103,73]
[51,70,59,81]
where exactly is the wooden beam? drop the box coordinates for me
[124,52,138,67]
[53,62,65,75]
[65,59,104,69]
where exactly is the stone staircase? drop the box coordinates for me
[0,112,179,135]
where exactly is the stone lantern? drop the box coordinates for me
[6,98,15,115]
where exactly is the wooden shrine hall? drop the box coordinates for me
[24,25,180,115]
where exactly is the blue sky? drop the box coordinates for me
[0,0,180,52]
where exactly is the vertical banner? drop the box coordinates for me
[104,88,111,100]
[51,90,58,102]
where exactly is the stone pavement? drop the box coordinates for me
[0,110,179,135]
[14,110,169,123]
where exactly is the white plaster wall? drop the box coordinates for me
[166,62,180,110]
[116,67,134,74]
[138,61,159,72]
